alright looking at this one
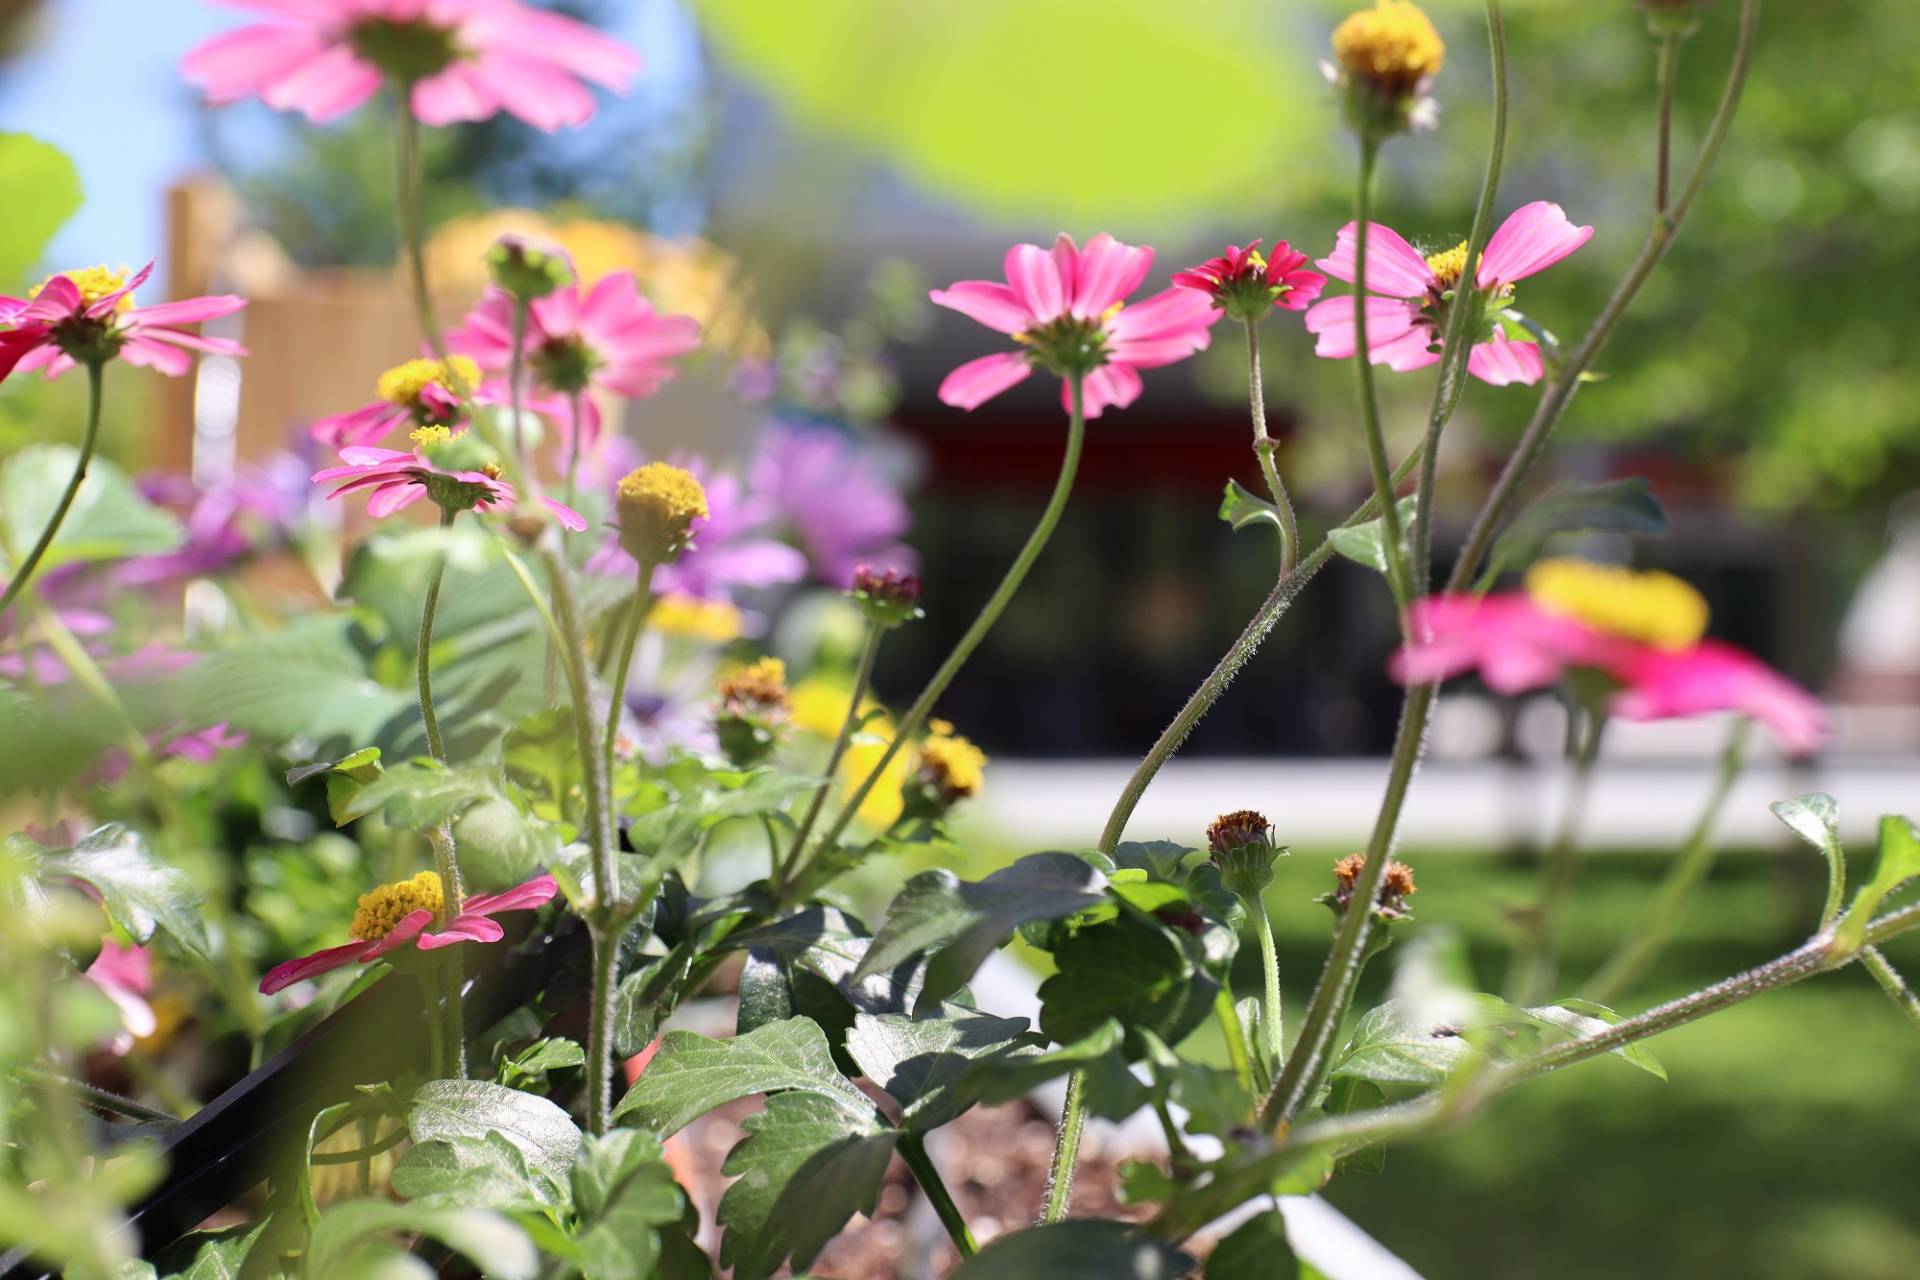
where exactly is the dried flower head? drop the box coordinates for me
[1209,810,1282,898]
[1327,852,1418,920]
[616,462,709,564]
[714,657,790,767]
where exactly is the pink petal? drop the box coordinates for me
[929,281,1032,335]
[119,336,195,377]
[460,873,561,917]
[0,326,51,383]
[1104,286,1220,346]
[1302,295,1423,360]
[365,480,427,518]
[1610,641,1829,757]
[260,938,376,995]
[1466,336,1544,386]
[20,277,80,322]
[1074,362,1144,419]
[312,402,400,448]
[468,6,642,88]
[1372,325,1445,373]
[261,44,382,123]
[87,261,155,319]
[361,910,434,960]
[1316,222,1435,299]
[416,915,506,949]
[1070,233,1154,319]
[181,24,330,102]
[1004,243,1067,325]
[460,51,599,132]
[540,496,589,531]
[937,351,1032,410]
[1478,202,1594,288]
[410,62,499,126]
[130,295,247,327]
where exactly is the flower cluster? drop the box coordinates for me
[0,262,246,383]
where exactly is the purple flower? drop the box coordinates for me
[749,422,914,587]
[119,454,312,586]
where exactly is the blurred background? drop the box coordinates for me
[2,1,1917,1276]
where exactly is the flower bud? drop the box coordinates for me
[1325,852,1418,921]
[1207,809,1282,899]
[714,657,790,767]
[1328,1,1445,142]
[901,719,987,820]
[1637,0,1706,39]
[849,564,923,629]
[486,234,575,305]
[615,463,708,565]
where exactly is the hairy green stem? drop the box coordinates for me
[416,508,456,768]
[16,1066,179,1126]
[417,507,467,1075]
[392,93,453,368]
[1861,946,1920,1032]
[1585,718,1749,1004]
[1248,895,1285,1071]
[1040,1067,1088,1223]
[900,1135,977,1257]
[1243,319,1297,572]
[1412,0,1508,591]
[1508,710,1606,1006]
[1445,0,1760,595]
[601,558,657,792]
[801,374,1088,882]
[0,361,103,619]
[778,619,885,893]
[1350,140,1414,609]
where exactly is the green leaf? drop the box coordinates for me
[725,906,929,1017]
[1835,814,1920,954]
[844,1005,1034,1131]
[497,1037,585,1092]
[1166,1058,1254,1137]
[1327,1076,1388,1175]
[1206,1209,1299,1279]
[570,1130,685,1280]
[391,1131,566,1213]
[610,1016,873,1134]
[716,1091,896,1280]
[334,760,497,829]
[855,851,1108,1014]
[42,824,209,958]
[306,1200,537,1280]
[0,133,82,288]
[1771,792,1842,865]
[948,1221,1192,1279]
[1038,911,1217,1051]
[453,794,563,890]
[952,1019,1126,1107]
[1327,495,1417,578]
[1112,840,1195,882]
[1481,478,1669,585]
[1329,997,1475,1088]
[1528,999,1668,1081]
[0,446,182,575]
[406,1080,582,1184]
[1219,478,1283,535]
[177,616,415,747]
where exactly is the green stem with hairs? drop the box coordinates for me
[900,1135,977,1258]
[796,373,1088,885]
[777,619,885,894]
[1585,717,1749,1004]
[0,361,103,619]
[1860,946,1920,1033]
[16,1066,179,1126]
[508,299,530,464]
[601,558,657,791]
[1248,895,1284,1072]
[1350,138,1414,610]
[415,507,467,1076]
[1039,1067,1088,1223]
[1243,318,1297,572]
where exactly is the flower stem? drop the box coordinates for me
[508,299,530,464]
[1350,139,1414,611]
[1095,447,1424,854]
[777,619,885,895]
[1445,0,1759,595]
[1412,0,1508,591]
[1242,318,1296,572]
[584,920,621,1136]
[565,389,586,509]
[1655,31,1679,215]
[601,558,657,791]
[1584,717,1749,1004]
[1247,893,1285,1073]
[0,360,103,620]
[416,508,456,768]
[1039,1066,1088,1223]
[1507,709,1606,1006]
[799,373,1088,882]
[1860,946,1920,1033]
[392,91,454,368]
[899,1135,977,1257]
[15,1066,179,1126]
[416,506,468,1075]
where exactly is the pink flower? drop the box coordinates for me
[314,433,587,528]
[0,262,245,383]
[930,232,1221,418]
[1171,240,1327,317]
[1610,641,1829,757]
[1303,202,1592,387]
[446,274,702,457]
[181,0,641,132]
[86,941,156,1056]
[260,873,559,995]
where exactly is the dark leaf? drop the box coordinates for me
[1481,477,1668,586]
[948,1221,1192,1279]
[610,1016,873,1135]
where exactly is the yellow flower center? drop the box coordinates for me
[409,424,457,448]
[718,656,790,711]
[1525,558,1709,651]
[1425,240,1471,289]
[919,718,988,799]
[651,593,743,643]
[616,463,709,524]
[376,356,479,406]
[31,265,135,313]
[1332,0,1446,94]
[348,871,444,942]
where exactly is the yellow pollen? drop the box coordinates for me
[1332,0,1446,94]
[348,871,444,941]
[919,719,988,799]
[1425,240,1471,289]
[1010,330,1034,346]
[409,424,457,448]
[1101,301,1125,322]
[1246,248,1269,271]
[651,593,742,643]
[718,656,789,710]
[32,265,135,313]
[376,356,480,406]
[617,462,709,524]
[1525,558,1710,650]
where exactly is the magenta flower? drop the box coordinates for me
[1390,562,1828,756]
[0,262,245,383]
[748,423,914,587]
[447,274,703,457]
[313,434,587,528]
[182,0,641,132]
[1172,240,1327,318]
[260,873,559,995]
[85,941,156,1056]
[1303,202,1593,387]
[930,232,1220,418]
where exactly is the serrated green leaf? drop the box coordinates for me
[1835,814,1920,954]
[1327,495,1417,578]
[333,760,495,829]
[153,1222,266,1280]
[0,446,182,575]
[611,1016,872,1134]
[1038,912,1217,1051]
[952,1018,1126,1108]
[306,1200,536,1280]
[497,1037,585,1092]
[570,1130,684,1280]
[844,1005,1034,1131]
[1327,1076,1388,1175]
[391,1131,566,1213]
[717,1091,896,1280]
[1112,840,1195,881]
[1206,1209,1299,1279]
[454,794,563,890]
[1329,997,1475,1087]
[0,133,82,288]
[406,1080,581,1184]
[855,851,1108,1014]
[1481,477,1668,586]
[42,824,209,958]
[948,1221,1192,1279]
[176,616,415,747]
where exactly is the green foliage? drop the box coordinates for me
[0,445,182,576]
[305,1199,537,1280]
[1480,478,1669,587]
[1219,478,1286,536]
[497,1038,586,1093]
[611,1016,871,1135]
[1327,496,1418,579]
[843,1004,1035,1131]
[567,1130,686,1280]
[1834,814,1920,955]
[9,824,210,958]
[1207,1209,1300,1279]
[1039,910,1220,1051]
[0,133,82,289]
[947,1220,1193,1278]
[405,1080,582,1184]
